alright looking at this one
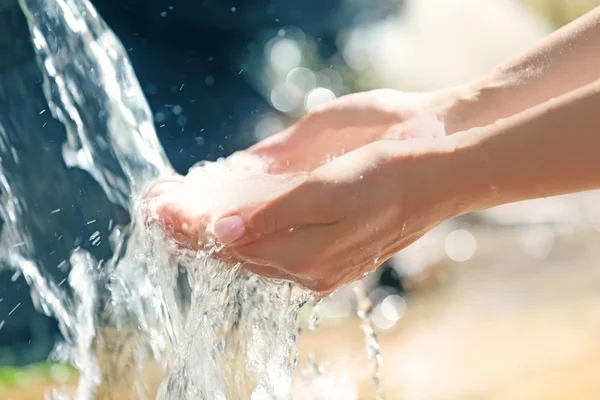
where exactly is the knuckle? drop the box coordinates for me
[250,209,278,235]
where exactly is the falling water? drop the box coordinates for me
[0,0,383,399]
[352,282,384,400]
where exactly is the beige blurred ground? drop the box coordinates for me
[294,226,600,400]
[4,227,600,399]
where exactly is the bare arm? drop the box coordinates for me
[445,78,600,213]
[442,7,600,134]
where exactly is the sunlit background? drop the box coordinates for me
[2,0,600,398]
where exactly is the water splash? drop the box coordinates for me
[0,0,384,398]
[20,0,171,208]
[353,281,384,400]
[1,0,314,398]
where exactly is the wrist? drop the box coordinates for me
[378,138,476,231]
[433,72,508,135]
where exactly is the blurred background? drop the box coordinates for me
[1,0,600,398]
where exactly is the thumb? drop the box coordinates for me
[210,175,337,245]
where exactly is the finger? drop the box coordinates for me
[229,222,340,284]
[153,194,210,249]
[212,177,338,246]
[247,125,296,155]
[246,126,315,173]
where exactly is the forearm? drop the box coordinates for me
[450,78,600,213]
[441,7,600,134]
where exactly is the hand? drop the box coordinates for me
[148,139,459,293]
[241,89,453,173]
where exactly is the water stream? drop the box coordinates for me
[0,0,382,399]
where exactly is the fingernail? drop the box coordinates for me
[212,215,246,244]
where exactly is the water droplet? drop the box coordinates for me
[11,271,21,282]
[154,111,166,123]
[8,302,21,315]
[176,115,188,127]
[231,7,236,12]
[444,229,477,262]
[160,11,167,17]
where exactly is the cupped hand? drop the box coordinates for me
[240,89,452,173]
[146,139,458,293]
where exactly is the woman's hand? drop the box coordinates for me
[148,139,461,293]
[241,89,454,173]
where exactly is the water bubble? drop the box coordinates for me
[254,115,284,140]
[371,294,406,331]
[444,229,477,262]
[269,38,302,71]
[317,68,344,94]
[160,11,167,17]
[231,7,236,12]
[176,115,188,127]
[286,67,316,92]
[305,87,336,112]
[517,225,554,259]
[172,105,183,115]
[154,111,166,123]
[205,75,215,86]
[145,83,158,95]
[270,83,302,113]
[194,136,205,146]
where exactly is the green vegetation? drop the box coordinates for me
[0,362,74,389]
